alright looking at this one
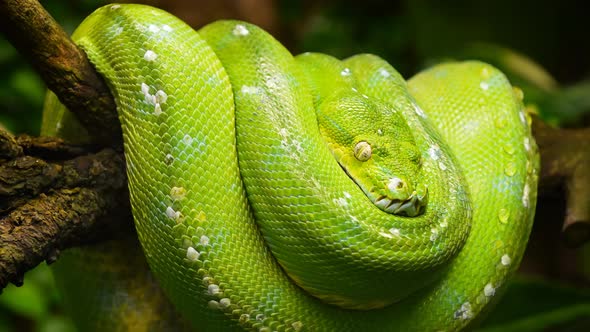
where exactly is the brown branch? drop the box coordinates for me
[0,129,129,289]
[0,132,122,212]
[15,134,94,160]
[533,118,590,247]
[0,0,122,146]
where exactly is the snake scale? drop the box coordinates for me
[41,4,539,332]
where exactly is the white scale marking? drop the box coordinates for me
[144,50,157,61]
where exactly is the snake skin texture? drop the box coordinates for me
[42,4,539,332]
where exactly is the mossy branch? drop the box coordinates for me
[0,129,130,289]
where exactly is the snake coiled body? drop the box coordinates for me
[42,4,539,331]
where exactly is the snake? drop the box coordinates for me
[40,4,540,332]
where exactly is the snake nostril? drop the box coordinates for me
[387,177,406,195]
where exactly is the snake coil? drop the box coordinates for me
[42,4,539,332]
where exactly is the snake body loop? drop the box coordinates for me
[43,4,539,331]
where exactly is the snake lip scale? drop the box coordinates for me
[41,3,540,331]
[338,160,428,216]
[373,190,426,216]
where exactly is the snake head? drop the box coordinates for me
[317,92,428,217]
[348,139,428,217]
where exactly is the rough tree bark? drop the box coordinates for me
[0,0,589,291]
[0,130,130,289]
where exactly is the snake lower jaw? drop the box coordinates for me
[373,186,428,217]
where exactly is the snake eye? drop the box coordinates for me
[354,141,372,161]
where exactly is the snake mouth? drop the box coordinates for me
[373,187,428,217]
[337,163,429,217]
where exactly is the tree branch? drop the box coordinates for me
[0,129,129,289]
[0,0,122,146]
[533,119,590,247]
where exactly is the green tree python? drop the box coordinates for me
[41,4,540,331]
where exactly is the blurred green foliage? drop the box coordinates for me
[0,38,45,134]
[1,0,589,331]
[0,263,76,332]
[479,277,590,331]
[297,0,590,126]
